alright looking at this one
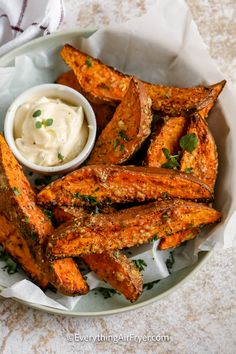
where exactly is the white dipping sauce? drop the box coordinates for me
[14,97,89,166]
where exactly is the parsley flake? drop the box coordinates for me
[132,259,147,272]
[119,130,130,141]
[13,187,21,196]
[33,110,42,118]
[86,56,92,67]
[185,167,193,174]
[58,152,64,162]
[161,148,180,169]
[73,192,97,205]
[35,121,42,129]
[180,133,198,153]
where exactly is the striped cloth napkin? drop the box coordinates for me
[0,0,65,56]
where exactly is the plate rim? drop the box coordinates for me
[0,29,211,317]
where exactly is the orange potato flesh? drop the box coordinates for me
[0,134,88,295]
[53,205,142,302]
[0,213,48,288]
[47,199,221,259]
[158,228,199,250]
[60,44,226,116]
[146,116,188,168]
[37,165,213,208]
[88,78,152,165]
[180,114,218,191]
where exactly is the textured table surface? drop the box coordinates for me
[1,1,236,353]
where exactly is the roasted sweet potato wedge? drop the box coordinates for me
[53,205,141,301]
[88,78,152,165]
[61,44,225,116]
[47,199,221,258]
[37,165,213,207]
[0,213,48,288]
[180,114,218,191]
[0,134,88,295]
[82,251,143,302]
[49,258,89,296]
[0,133,54,247]
[158,228,199,250]
[56,70,115,134]
[146,116,188,168]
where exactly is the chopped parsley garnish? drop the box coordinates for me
[166,251,175,272]
[161,148,180,169]
[35,118,53,129]
[119,130,130,142]
[58,152,64,162]
[32,110,42,118]
[180,133,198,153]
[120,143,125,152]
[0,246,18,275]
[96,287,118,299]
[150,233,159,242]
[113,250,120,259]
[35,121,42,129]
[114,138,120,149]
[85,56,92,67]
[73,192,97,205]
[143,279,160,290]
[132,259,147,272]
[185,167,193,174]
[13,187,21,196]
[44,118,53,127]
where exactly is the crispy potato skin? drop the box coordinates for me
[37,165,213,207]
[54,205,142,302]
[56,70,115,134]
[0,213,49,288]
[82,252,143,302]
[146,116,188,167]
[49,258,89,296]
[47,199,221,258]
[158,228,199,250]
[0,134,88,295]
[88,78,152,165]
[180,114,218,191]
[60,45,225,116]
[0,134,54,247]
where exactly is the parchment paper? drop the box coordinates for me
[0,0,235,311]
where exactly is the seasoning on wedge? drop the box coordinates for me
[53,204,142,302]
[88,78,152,165]
[60,44,226,116]
[0,134,88,295]
[47,199,221,259]
[0,213,48,288]
[37,165,213,207]
[158,228,199,250]
[180,114,218,191]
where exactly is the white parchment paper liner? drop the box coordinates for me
[0,0,235,311]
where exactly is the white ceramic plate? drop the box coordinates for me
[0,30,211,317]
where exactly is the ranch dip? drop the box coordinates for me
[14,96,88,166]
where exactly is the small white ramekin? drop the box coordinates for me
[4,83,97,175]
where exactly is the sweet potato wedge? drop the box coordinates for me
[53,205,141,301]
[180,114,218,191]
[0,133,54,247]
[37,165,213,207]
[158,228,199,250]
[146,116,188,168]
[56,70,115,134]
[82,251,143,302]
[60,44,225,116]
[88,78,152,165]
[49,258,89,296]
[0,134,89,295]
[0,213,48,288]
[47,199,221,258]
